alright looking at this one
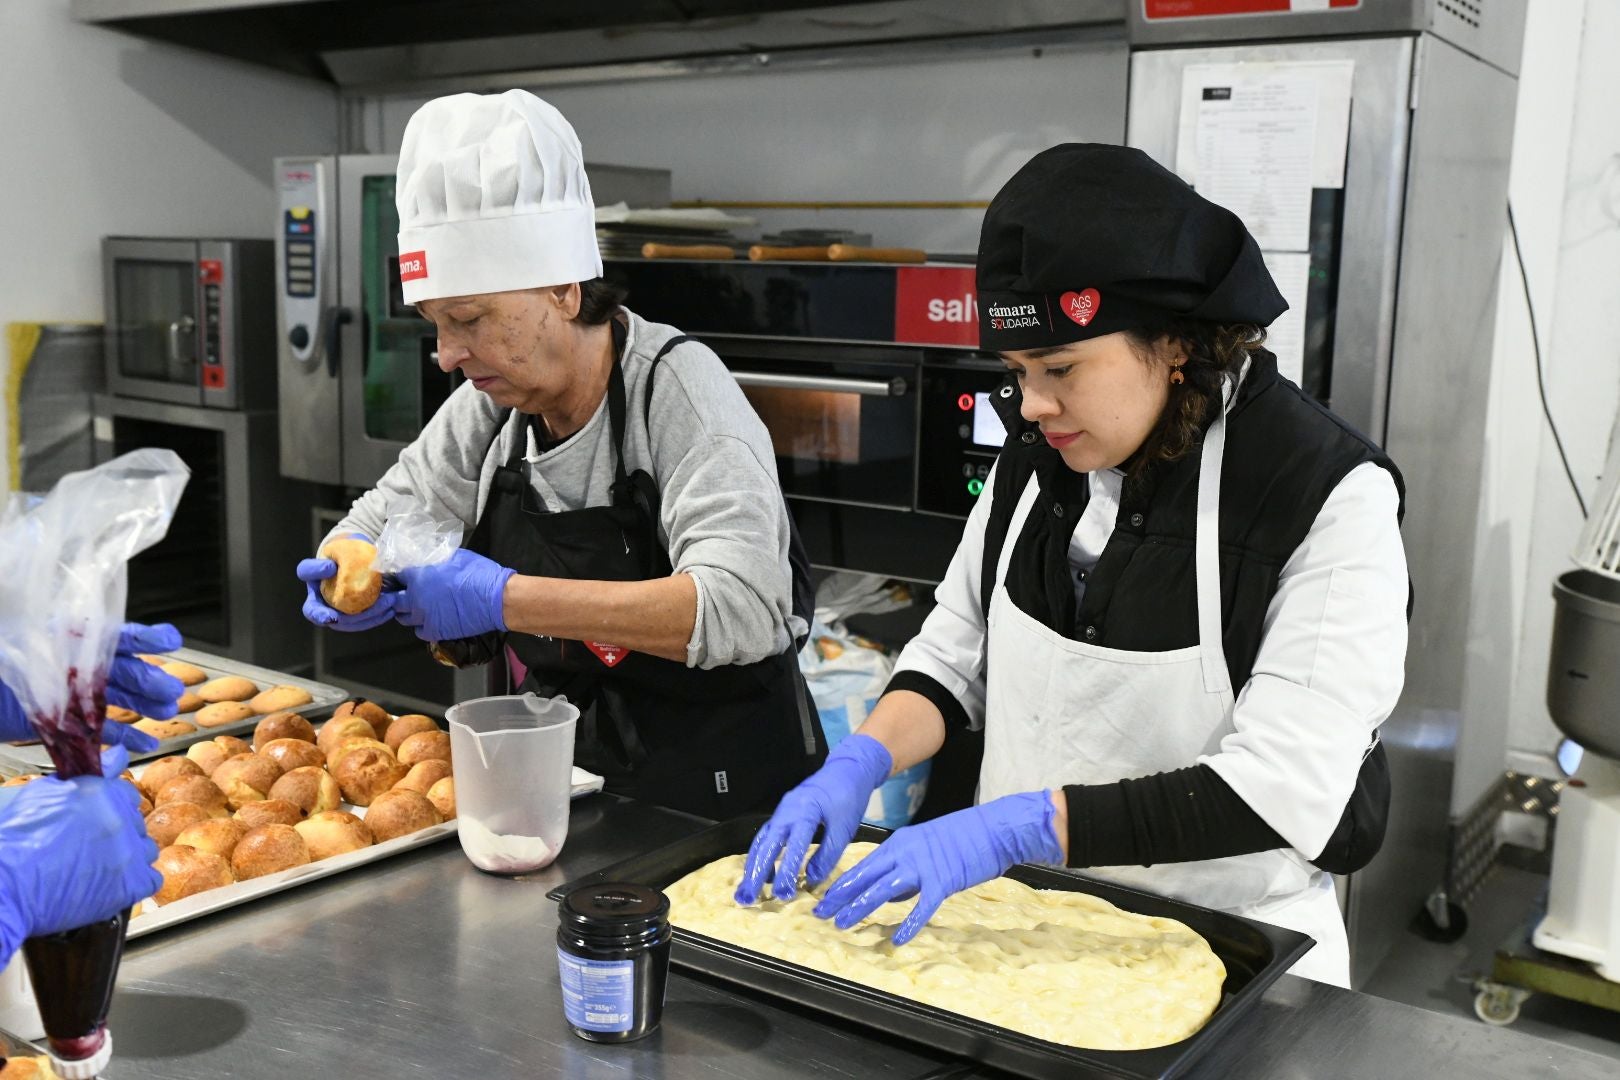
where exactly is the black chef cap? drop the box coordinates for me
[976,144,1287,353]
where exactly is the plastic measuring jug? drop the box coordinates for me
[446,693,579,874]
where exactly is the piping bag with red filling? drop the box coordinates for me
[0,449,187,1078]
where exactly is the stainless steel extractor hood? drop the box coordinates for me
[72,0,1125,89]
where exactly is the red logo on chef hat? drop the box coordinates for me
[1060,288,1101,327]
[399,250,429,282]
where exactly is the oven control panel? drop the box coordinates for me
[277,162,325,366]
[917,363,1011,517]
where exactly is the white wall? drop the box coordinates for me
[1499,0,1620,772]
[1453,2,1589,811]
[0,0,339,495]
[367,38,1128,256]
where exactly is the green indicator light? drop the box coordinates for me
[967,478,984,496]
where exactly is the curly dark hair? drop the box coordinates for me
[1122,320,1268,484]
[575,277,629,325]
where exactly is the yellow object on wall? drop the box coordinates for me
[5,322,44,494]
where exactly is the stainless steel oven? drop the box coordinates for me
[102,237,275,409]
[91,394,321,673]
[606,259,1005,584]
[274,155,671,489]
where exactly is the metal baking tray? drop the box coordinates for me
[128,760,605,941]
[0,1026,42,1068]
[0,647,349,773]
[549,815,1313,1080]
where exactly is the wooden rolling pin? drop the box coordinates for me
[748,245,833,261]
[641,243,736,260]
[826,244,928,264]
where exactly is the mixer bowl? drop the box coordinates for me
[1548,569,1620,761]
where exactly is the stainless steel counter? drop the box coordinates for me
[85,796,1614,1079]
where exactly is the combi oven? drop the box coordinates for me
[273,155,672,489]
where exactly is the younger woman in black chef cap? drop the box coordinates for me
[737,143,1410,986]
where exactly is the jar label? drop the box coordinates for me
[557,949,634,1032]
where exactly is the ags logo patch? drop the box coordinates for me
[1060,288,1101,327]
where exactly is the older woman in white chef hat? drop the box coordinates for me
[296,90,824,819]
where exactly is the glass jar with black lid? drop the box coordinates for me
[556,883,672,1042]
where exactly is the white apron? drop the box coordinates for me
[978,401,1351,986]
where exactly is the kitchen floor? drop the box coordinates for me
[1361,862,1620,1061]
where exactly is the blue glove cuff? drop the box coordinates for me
[825,733,893,793]
[996,790,1066,868]
[490,566,517,633]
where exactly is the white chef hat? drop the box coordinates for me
[395,89,603,304]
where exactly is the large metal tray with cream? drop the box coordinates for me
[0,648,349,773]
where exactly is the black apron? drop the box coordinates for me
[456,322,824,819]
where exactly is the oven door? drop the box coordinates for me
[337,156,461,489]
[104,238,203,406]
[713,341,919,510]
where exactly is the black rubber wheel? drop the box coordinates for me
[1413,901,1469,943]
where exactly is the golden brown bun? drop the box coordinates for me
[295,810,375,860]
[197,675,258,703]
[364,789,443,842]
[334,746,408,807]
[333,699,392,741]
[326,735,392,772]
[139,755,204,799]
[269,765,341,816]
[317,715,375,754]
[234,798,305,828]
[211,753,282,810]
[196,701,256,729]
[175,690,205,714]
[0,773,42,787]
[318,539,383,614]
[397,730,451,767]
[136,653,164,665]
[153,843,234,904]
[160,660,207,686]
[106,704,140,724]
[252,711,317,750]
[213,735,252,758]
[231,824,310,880]
[0,1054,65,1078]
[144,801,212,847]
[134,717,196,741]
[186,740,230,776]
[174,817,248,861]
[260,737,327,773]
[153,774,229,818]
[425,776,456,820]
[251,684,315,715]
[384,713,440,752]
[394,758,453,795]
[136,791,153,816]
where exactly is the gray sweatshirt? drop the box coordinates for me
[332,309,797,668]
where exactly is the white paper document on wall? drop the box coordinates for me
[1260,251,1311,385]
[1176,60,1356,190]
[1185,73,1316,250]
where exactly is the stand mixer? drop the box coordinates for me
[1534,426,1620,981]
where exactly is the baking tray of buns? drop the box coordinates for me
[549,815,1312,1080]
[114,703,604,941]
[0,647,349,774]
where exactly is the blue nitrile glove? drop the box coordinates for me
[393,547,515,643]
[812,790,1064,946]
[107,622,186,723]
[734,733,893,905]
[0,680,158,754]
[298,533,399,631]
[0,745,161,964]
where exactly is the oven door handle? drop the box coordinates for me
[729,371,908,397]
[166,315,196,367]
